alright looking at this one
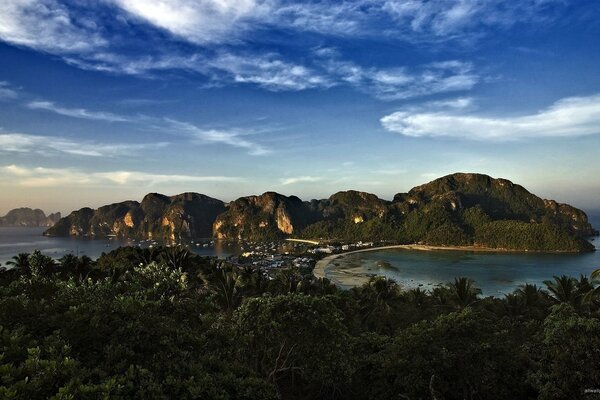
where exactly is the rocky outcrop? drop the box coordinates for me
[42,173,598,252]
[0,208,61,227]
[44,193,225,240]
[213,192,319,240]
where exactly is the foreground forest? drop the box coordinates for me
[1,246,600,399]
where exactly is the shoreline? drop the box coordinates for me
[312,243,590,280]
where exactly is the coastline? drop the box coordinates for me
[312,243,590,281]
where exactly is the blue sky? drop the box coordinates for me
[1,0,600,215]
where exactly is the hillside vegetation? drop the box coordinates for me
[1,246,600,399]
[45,173,598,252]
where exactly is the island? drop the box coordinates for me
[45,173,598,252]
[0,208,61,227]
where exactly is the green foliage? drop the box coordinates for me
[233,294,353,397]
[1,246,600,399]
[530,304,600,400]
[475,221,593,252]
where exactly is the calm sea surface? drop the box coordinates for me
[0,227,241,265]
[325,214,600,296]
[2,217,600,297]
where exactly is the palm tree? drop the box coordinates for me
[160,246,193,270]
[515,283,546,308]
[447,277,481,309]
[136,247,158,266]
[359,276,401,333]
[404,287,430,308]
[206,266,241,312]
[582,269,600,306]
[273,266,302,294]
[6,253,31,275]
[501,293,527,318]
[543,275,580,306]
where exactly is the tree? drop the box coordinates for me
[530,304,600,400]
[5,252,31,275]
[355,276,402,334]
[447,277,481,309]
[543,275,580,307]
[233,294,354,398]
[28,250,56,277]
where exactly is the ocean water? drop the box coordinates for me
[325,245,600,296]
[326,213,600,296]
[0,227,240,265]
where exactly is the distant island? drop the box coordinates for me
[44,173,598,252]
[0,208,61,227]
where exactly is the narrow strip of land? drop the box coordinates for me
[285,238,320,245]
[312,243,572,280]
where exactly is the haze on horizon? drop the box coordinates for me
[1,1,599,216]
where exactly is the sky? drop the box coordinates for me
[0,0,600,215]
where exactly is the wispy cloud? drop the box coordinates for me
[0,132,168,157]
[206,52,332,91]
[280,176,323,185]
[381,94,600,140]
[0,81,18,100]
[27,101,132,122]
[108,0,563,44]
[23,97,271,155]
[2,164,242,187]
[0,0,105,53]
[0,0,562,99]
[382,0,562,41]
[316,49,478,100]
[165,119,270,156]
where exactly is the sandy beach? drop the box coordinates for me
[312,243,576,281]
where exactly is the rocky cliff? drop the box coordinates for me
[45,193,225,240]
[0,208,61,227]
[213,192,320,240]
[43,173,598,251]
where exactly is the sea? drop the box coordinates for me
[0,227,242,265]
[324,214,600,296]
[1,214,599,297]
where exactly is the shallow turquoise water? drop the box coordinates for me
[325,245,600,296]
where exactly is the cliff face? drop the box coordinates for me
[45,193,225,240]
[213,192,319,240]
[42,173,598,251]
[0,208,61,227]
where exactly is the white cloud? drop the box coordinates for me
[280,176,323,185]
[207,52,332,91]
[0,82,18,100]
[22,96,271,155]
[27,101,132,122]
[316,49,478,100]
[381,94,600,140]
[165,119,270,156]
[2,164,241,187]
[0,132,169,157]
[382,0,561,40]
[110,0,270,44]
[0,0,105,53]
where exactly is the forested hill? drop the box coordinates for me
[45,173,598,252]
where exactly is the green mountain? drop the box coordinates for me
[44,173,598,252]
[0,208,61,227]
